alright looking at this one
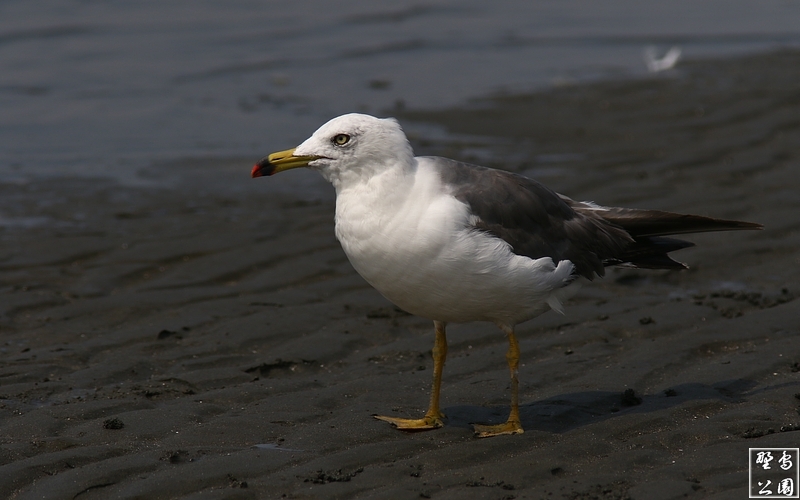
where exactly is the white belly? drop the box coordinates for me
[333,167,575,325]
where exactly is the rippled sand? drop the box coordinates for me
[1,50,798,499]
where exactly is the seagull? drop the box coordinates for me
[644,45,682,73]
[251,113,761,437]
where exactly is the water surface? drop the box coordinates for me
[1,0,798,185]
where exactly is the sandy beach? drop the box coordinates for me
[1,49,799,499]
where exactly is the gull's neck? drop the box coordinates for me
[332,154,422,254]
[321,150,416,195]
[330,154,419,228]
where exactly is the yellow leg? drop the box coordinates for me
[473,325,524,438]
[375,321,447,431]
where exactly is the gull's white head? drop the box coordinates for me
[252,113,414,189]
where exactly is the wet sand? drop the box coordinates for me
[1,50,799,499]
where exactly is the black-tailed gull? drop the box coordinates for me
[252,113,761,437]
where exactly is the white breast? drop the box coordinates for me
[333,160,575,325]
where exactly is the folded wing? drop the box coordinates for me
[430,157,762,281]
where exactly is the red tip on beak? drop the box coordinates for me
[251,164,264,178]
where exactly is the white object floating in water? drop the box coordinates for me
[643,46,682,73]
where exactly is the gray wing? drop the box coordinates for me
[428,157,762,280]
[430,157,632,280]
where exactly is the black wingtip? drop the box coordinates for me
[590,207,764,237]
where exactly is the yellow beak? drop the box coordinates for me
[251,148,320,177]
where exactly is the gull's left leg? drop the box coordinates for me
[374,320,447,431]
[473,324,524,438]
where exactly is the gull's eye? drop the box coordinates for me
[332,133,350,146]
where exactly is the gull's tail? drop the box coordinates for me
[578,205,762,271]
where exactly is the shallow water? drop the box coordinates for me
[1,0,799,185]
